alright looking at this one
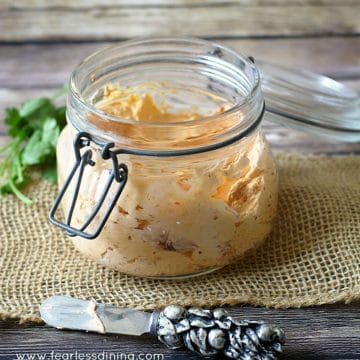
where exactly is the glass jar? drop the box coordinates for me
[50,38,278,278]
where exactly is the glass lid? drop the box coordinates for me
[257,60,360,142]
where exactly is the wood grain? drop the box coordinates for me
[0,303,359,360]
[1,37,359,89]
[0,5,359,41]
[2,0,360,8]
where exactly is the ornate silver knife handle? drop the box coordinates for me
[40,296,285,360]
[151,305,285,359]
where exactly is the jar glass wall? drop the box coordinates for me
[55,38,278,278]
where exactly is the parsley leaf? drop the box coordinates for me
[0,89,67,203]
[42,117,60,147]
[19,97,50,118]
[22,129,52,165]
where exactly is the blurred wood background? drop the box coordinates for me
[0,0,360,41]
[0,0,359,153]
[0,1,359,359]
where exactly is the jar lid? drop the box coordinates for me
[256,60,360,142]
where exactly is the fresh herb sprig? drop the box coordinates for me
[0,87,67,204]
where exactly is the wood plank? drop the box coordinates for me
[225,38,360,79]
[1,37,359,89]
[0,5,359,41]
[2,0,359,8]
[0,304,359,360]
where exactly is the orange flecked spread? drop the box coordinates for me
[98,83,206,123]
[56,82,278,277]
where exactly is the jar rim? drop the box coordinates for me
[69,36,261,128]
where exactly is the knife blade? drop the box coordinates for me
[40,295,154,336]
[40,295,285,359]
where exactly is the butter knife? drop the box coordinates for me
[40,295,285,359]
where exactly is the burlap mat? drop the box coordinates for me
[0,152,359,323]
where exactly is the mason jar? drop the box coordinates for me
[49,38,278,278]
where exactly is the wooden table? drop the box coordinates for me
[0,1,359,359]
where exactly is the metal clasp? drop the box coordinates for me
[49,132,128,239]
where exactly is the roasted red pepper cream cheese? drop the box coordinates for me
[57,83,278,277]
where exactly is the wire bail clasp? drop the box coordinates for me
[49,132,128,239]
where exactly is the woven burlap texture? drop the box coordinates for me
[0,152,359,323]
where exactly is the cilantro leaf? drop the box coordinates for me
[41,117,60,147]
[22,130,52,165]
[19,97,50,118]
[26,99,56,131]
[0,89,67,203]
